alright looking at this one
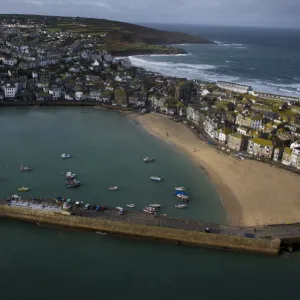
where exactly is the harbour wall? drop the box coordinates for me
[0,205,281,255]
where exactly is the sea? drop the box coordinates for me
[130,24,300,97]
[0,107,300,300]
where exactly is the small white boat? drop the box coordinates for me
[108,186,118,191]
[143,208,155,214]
[145,206,157,212]
[143,157,155,163]
[148,204,161,208]
[126,204,136,208]
[66,179,80,188]
[20,165,33,171]
[175,204,188,209]
[18,186,29,192]
[96,232,108,236]
[65,172,76,179]
[177,194,189,200]
[150,176,162,182]
[116,207,123,210]
[61,153,71,159]
[175,186,186,191]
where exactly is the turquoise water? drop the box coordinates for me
[0,107,225,222]
[1,108,299,300]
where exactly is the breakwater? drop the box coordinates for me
[0,203,281,255]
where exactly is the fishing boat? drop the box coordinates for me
[148,204,161,208]
[18,186,29,192]
[143,157,155,163]
[20,165,33,171]
[65,172,76,179]
[150,176,162,182]
[108,186,118,191]
[66,179,80,188]
[145,206,157,212]
[175,204,188,209]
[175,186,186,191]
[177,194,189,201]
[143,207,155,214]
[176,191,189,200]
[126,204,136,208]
[61,153,71,159]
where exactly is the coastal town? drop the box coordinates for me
[2,14,300,256]
[1,15,300,170]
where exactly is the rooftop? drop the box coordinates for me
[250,137,273,147]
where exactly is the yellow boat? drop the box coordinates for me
[18,186,29,192]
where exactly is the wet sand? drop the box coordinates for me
[135,113,300,226]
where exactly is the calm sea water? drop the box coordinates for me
[0,107,299,300]
[131,25,300,97]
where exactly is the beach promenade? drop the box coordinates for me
[135,113,300,227]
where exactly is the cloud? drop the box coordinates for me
[2,0,300,28]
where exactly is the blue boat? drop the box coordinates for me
[175,191,188,196]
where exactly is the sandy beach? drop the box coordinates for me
[135,113,300,227]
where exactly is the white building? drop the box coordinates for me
[49,88,61,99]
[3,58,17,66]
[4,83,18,98]
[203,116,221,139]
[75,91,83,101]
[216,81,253,94]
[186,106,201,125]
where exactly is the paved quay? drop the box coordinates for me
[1,197,300,243]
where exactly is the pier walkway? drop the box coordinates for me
[1,197,300,241]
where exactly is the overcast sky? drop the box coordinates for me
[2,0,300,28]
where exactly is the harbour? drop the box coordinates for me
[1,107,300,300]
[2,196,300,256]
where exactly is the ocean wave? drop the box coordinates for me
[129,55,239,83]
[129,55,300,97]
[149,53,188,57]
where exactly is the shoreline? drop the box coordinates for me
[134,113,300,227]
[133,113,242,226]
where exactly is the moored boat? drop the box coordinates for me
[116,207,123,210]
[18,186,29,192]
[65,172,76,179]
[108,186,118,191]
[143,207,155,214]
[177,194,189,201]
[143,157,155,163]
[175,186,186,191]
[148,204,161,208]
[145,206,157,212]
[66,179,80,188]
[126,204,136,208]
[150,176,162,182]
[175,204,188,209]
[61,153,71,159]
[20,165,33,171]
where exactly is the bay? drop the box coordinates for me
[0,107,299,300]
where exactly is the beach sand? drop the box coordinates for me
[135,113,300,226]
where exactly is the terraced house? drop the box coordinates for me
[247,138,274,159]
[227,132,249,151]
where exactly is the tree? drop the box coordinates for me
[227,102,235,111]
